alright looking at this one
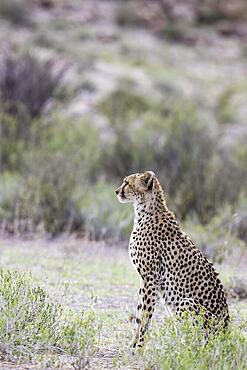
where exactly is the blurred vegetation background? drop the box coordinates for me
[0,0,246,248]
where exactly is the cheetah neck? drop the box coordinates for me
[134,178,169,223]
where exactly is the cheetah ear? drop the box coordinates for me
[142,171,155,190]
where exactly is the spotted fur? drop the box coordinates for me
[116,171,229,348]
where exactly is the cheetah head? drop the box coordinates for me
[115,171,155,204]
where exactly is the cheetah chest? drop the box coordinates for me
[129,228,159,277]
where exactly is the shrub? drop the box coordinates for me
[182,205,246,264]
[153,110,215,221]
[0,112,25,171]
[228,277,247,300]
[0,74,246,237]
[99,89,212,220]
[0,51,67,171]
[115,1,145,28]
[205,142,247,222]
[0,0,30,26]
[215,86,237,124]
[0,51,66,120]
[98,86,151,126]
[79,181,133,241]
[98,86,247,224]
[232,207,247,243]
[204,197,247,245]
[97,86,157,178]
[158,118,246,222]
[0,116,101,236]
[0,269,99,367]
[118,312,247,369]
[142,315,247,370]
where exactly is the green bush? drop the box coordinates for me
[182,204,246,263]
[215,83,247,125]
[151,109,214,221]
[98,87,247,224]
[97,86,161,178]
[115,1,146,28]
[0,112,25,171]
[98,86,151,126]
[160,121,246,222]
[78,181,133,240]
[0,51,66,171]
[0,269,99,367]
[0,77,246,238]
[0,116,101,235]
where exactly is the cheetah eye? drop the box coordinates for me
[123,180,132,191]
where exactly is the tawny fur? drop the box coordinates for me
[116,171,229,348]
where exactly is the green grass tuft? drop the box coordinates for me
[119,314,247,370]
[146,317,247,370]
[0,269,100,367]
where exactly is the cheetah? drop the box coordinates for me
[116,171,229,348]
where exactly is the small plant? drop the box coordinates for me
[98,85,247,225]
[98,86,151,126]
[79,181,133,240]
[0,51,67,171]
[228,277,247,300]
[135,314,247,370]
[0,269,100,367]
[115,1,144,28]
[0,114,102,236]
[182,208,246,264]
[0,51,66,119]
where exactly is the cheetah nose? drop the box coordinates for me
[115,189,119,195]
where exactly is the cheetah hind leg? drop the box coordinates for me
[174,298,216,343]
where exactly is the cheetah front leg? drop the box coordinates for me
[133,277,157,349]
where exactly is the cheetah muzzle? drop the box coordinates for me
[116,171,229,349]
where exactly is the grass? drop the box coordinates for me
[0,267,100,369]
[0,239,246,369]
[116,316,247,370]
[0,1,246,368]
[142,317,247,370]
